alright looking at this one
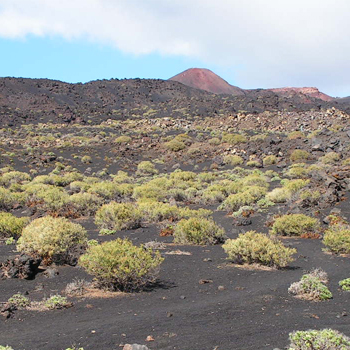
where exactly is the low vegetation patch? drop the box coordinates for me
[95,202,142,234]
[287,329,350,350]
[0,213,29,239]
[288,269,332,301]
[222,231,296,268]
[173,217,225,245]
[323,223,350,254]
[270,214,319,236]
[17,216,87,264]
[79,238,164,291]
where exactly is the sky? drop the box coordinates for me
[0,0,349,97]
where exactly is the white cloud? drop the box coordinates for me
[0,0,349,95]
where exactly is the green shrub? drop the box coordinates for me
[79,238,164,291]
[283,179,310,193]
[222,231,296,268]
[174,217,225,245]
[0,171,31,186]
[288,131,305,140]
[263,155,277,166]
[323,225,350,254]
[246,160,261,167]
[222,133,247,145]
[95,202,142,233]
[165,139,186,152]
[290,150,310,162]
[320,151,340,164]
[0,213,29,238]
[288,269,332,301]
[288,329,350,350]
[270,214,319,236]
[8,293,31,308]
[285,165,308,178]
[138,201,179,222]
[81,155,92,164]
[17,216,87,263]
[219,186,267,211]
[69,193,102,216]
[45,295,70,309]
[115,135,131,143]
[266,188,291,203]
[208,137,221,145]
[339,278,350,291]
[136,161,158,175]
[88,182,133,200]
[0,187,20,210]
[224,155,244,166]
[0,346,14,350]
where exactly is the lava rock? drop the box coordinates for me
[0,254,41,279]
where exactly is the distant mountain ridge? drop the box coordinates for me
[169,68,335,102]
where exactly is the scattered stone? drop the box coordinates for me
[199,279,213,284]
[0,254,41,280]
[218,286,225,291]
[145,336,154,342]
[123,345,150,350]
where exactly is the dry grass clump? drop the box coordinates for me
[79,238,164,291]
[270,214,319,236]
[173,217,225,245]
[288,269,332,301]
[223,231,296,268]
[17,216,87,263]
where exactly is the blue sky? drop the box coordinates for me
[0,0,349,97]
[0,36,211,83]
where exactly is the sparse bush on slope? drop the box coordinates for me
[79,238,164,291]
[17,216,87,264]
[222,231,296,268]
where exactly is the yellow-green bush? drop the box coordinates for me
[219,186,267,211]
[174,217,225,245]
[323,224,350,254]
[69,193,102,216]
[0,187,23,210]
[136,161,158,175]
[79,238,164,291]
[95,202,142,232]
[290,150,310,162]
[263,155,277,166]
[165,139,186,152]
[0,171,31,187]
[222,231,296,268]
[285,165,309,178]
[283,179,310,193]
[224,155,244,166]
[288,131,305,140]
[287,329,350,350]
[222,133,247,145]
[266,188,291,203]
[271,214,319,236]
[138,201,179,222]
[115,135,131,143]
[0,212,29,238]
[17,216,87,263]
[88,182,133,200]
[319,151,340,164]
